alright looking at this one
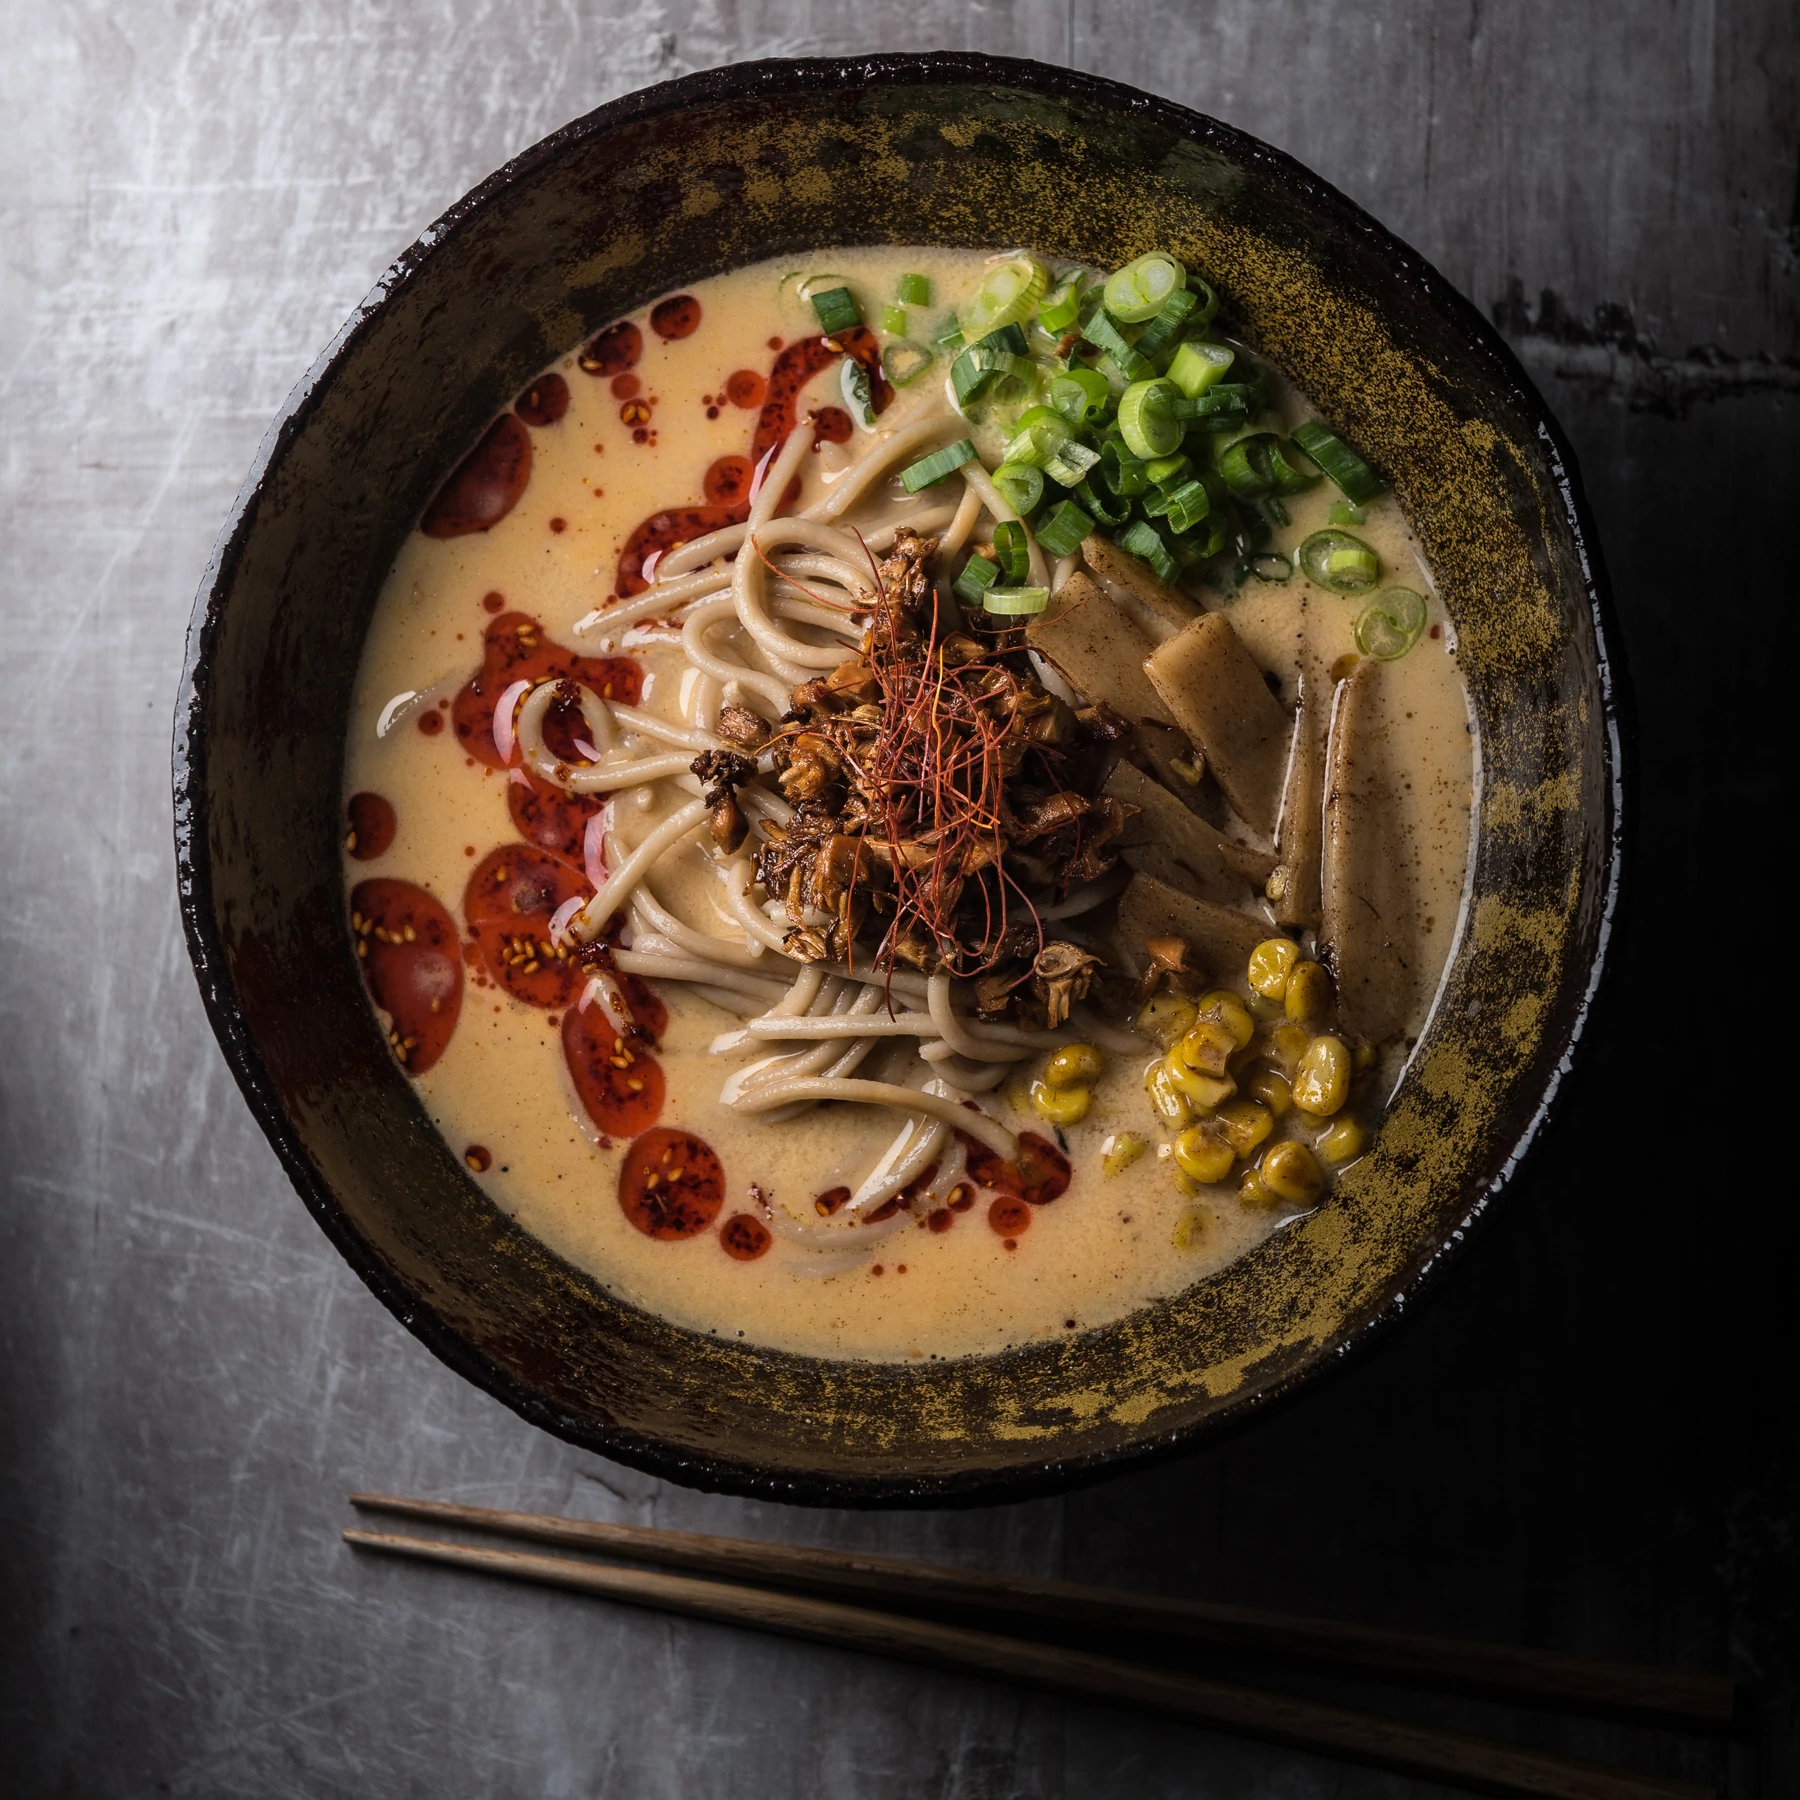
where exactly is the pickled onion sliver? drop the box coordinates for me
[583,805,611,891]
[640,549,663,584]
[492,679,531,764]
[745,438,780,508]
[547,894,586,949]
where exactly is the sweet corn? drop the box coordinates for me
[1262,1021,1311,1076]
[1044,1042,1103,1087]
[1238,1167,1276,1208]
[1136,994,1198,1049]
[1248,937,1301,999]
[1284,960,1333,1026]
[1318,1116,1369,1166]
[1102,1130,1148,1175]
[1164,1049,1235,1111]
[1351,1037,1377,1073]
[1261,1139,1326,1205]
[1292,1034,1350,1116]
[1244,1067,1293,1117]
[1031,1079,1091,1125]
[1145,1061,1194,1127]
[1214,1098,1275,1159]
[1195,988,1255,1048]
[1178,1018,1238,1077]
[1173,1123,1236,1185]
[1171,1208,1208,1250]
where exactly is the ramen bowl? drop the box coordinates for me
[174,53,1624,1505]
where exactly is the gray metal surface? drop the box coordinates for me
[2,4,1793,1795]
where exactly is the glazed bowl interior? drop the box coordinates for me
[176,54,1619,1505]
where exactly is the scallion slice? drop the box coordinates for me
[1078,299,1153,382]
[810,286,861,334]
[1103,253,1187,325]
[993,521,1031,584]
[1291,421,1384,503]
[1117,379,1184,460]
[1075,477,1126,527]
[1157,480,1213,535]
[1048,366,1113,425]
[1167,339,1235,400]
[1219,435,1275,497]
[962,256,1050,339]
[1002,405,1075,471]
[1118,519,1179,585]
[1174,511,1231,563]
[1034,499,1095,558]
[953,554,1001,608]
[1037,279,1083,333]
[880,303,908,337]
[983,586,1050,617]
[1355,587,1427,659]
[900,438,979,493]
[992,461,1046,516]
[951,342,1031,407]
[882,341,934,386]
[1042,439,1101,488]
[1132,286,1199,362]
[898,273,931,306]
[1144,451,1192,488]
[1298,528,1381,594]
[840,358,876,428]
[1099,437,1150,497]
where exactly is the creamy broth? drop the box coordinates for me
[343,247,1473,1362]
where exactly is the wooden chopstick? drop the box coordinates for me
[344,1525,1712,1800]
[348,1494,1734,1732]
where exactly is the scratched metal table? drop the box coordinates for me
[2,5,1794,1796]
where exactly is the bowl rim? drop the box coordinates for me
[173,49,1631,1507]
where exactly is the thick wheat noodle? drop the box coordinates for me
[745,1012,941,1041]
[608,704,718,752]
[729,987,876,1103]
[769,597,863,646]
[680,597,792,713]
[925,1054,1014,1092]
[936,478,986,562]
[573,798,709,941]
[738,785,793,829]
[720,861,793,953]
[513,682,615,784]
[687,983,770,1015]
[773,551,878,596]
[611,948,791,1004]
[655,502,957,582]
[572,580,717,637]
[844,1116,951,1216]
[769,961,826,1017]
[732,1078,1016,1155]
[926,972,1041,1062]
[803,416,967,523]
[731,430,818,671]
[957,461,1050,589]
[552,749,697,797]
[630,885,770,972]
[920,1037,1029,1068]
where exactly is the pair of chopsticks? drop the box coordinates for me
[345,1494,1731,1800]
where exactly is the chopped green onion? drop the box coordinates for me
[1187,277,1219,328]
[983,586,1050,617]
[992,461,1046,516]
[951,342,1031,407]
[1249,553,1293,583]
[1099,436,1150,497]
[1298,529,1381,594]
[1002,405,1075,470]
[840,359,875,428]
[1156,480,1213,535]
[1048,366,1113,425]
[1291,421,1384,503]
[1180,382,1260,419]
[880,303,908,337]
[1103,253,1187,325]
[953,554,1001,608]
[882,341,934,386]
[1265,439,1317,493]
[1035,499,1094,558]
[810,287,860,334]
[1167,339,1235,399]
[1037,279,1083,333]
[1219,435,1273,497]
[963,256,1049,339]
[934,317,967,354]
[900,438,979,493]
[1145,452,1192,488]
[898,273,931,306]
[1329,499,1366,527]
[1132,286,1199,363]
[1075,477,1126,527]
[1261,495,1290,528]
[1042,439,1101,488]
[1118,518,1179,584]
[1173,511,1231,562]
[1117,379,1184,459]
[1355,588,1427,659]
[1077,294,1154,382]
[993,521,1031,584]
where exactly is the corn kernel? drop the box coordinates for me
[1261,1139,1326,1205]
[1318,1116,1369,1166]
[1173,1123,1236,1184]
[1284,960,1333,1026]
[1178,1018,1238,1077]
[1164,1049,1235,1112]
[1244,1067,1293,1116]
[1351,1037,1377,1073]
[1171,1208,1208,1250]
[1145,1061,1193,1127]
[1195,988,1255,1048]
[1135,994,1198,1049]
[1292,1034,1350,1116]
[1044,1042,1103,1087]
[1214,1098,1275,1159]
[1031,1079,1091,1125]
[1248,937,1301,999]
[1262,1021,1311,1076]
[1238,1167,1276,1208]
[1102,1131,1148,1175]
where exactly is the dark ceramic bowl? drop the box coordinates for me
[174,53,1624,1506]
